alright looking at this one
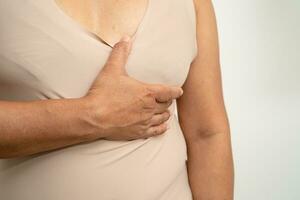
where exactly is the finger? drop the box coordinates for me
[147,84,184,103]
[144,122,169,138]
[154,99,173,114]
[148,111,170,126]
[101,35,133,75]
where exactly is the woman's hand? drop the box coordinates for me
[0,36,183,158]
[82,36,184,140]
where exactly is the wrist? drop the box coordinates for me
[73,97,108,141]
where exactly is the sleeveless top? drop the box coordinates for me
[0,0,198,199]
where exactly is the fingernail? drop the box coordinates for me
[180,88,184,96]
[121,35,131,42]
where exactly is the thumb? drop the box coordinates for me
[101,35,133,75]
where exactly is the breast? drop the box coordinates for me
[0,0,197,100]
[0,0,196,199]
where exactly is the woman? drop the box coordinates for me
[0,0,234,199]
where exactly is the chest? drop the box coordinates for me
[0,0,197,99]
[54,0,149,47]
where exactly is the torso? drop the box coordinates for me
[0,0,198,199]
[54,0,149,46]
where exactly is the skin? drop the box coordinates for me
[176,0,235,199]
[0,37,183,158]
[1,0,234,198]
[54,0,148,47]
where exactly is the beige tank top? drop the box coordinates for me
[0,0,198,199]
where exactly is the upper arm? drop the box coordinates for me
[176,0,230,140]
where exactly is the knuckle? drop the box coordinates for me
[114,41,128,52]
[139,110,151,123]
[161,114,167,122]
[153,128,159,135]
[158,126,165,134]
[137,95,150,110]
[148,99,157,109]
[161,123,167,131]
[141,89,157,109]
[142,124,150,131]
[144,87,156,98]
[142,117,152,126]
[142,115,152,126]
[147,127,154,136]
[164,112,170,120]
[137,128,145,137]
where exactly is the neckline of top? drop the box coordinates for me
[50,0,152,52]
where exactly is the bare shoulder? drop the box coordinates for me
[192,0,220,60]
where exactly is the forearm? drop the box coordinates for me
[186,132,234,200]
[0,98,100,158]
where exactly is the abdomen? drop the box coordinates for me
[0,102,191,200]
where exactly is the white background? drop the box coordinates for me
[213,0,300,199]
